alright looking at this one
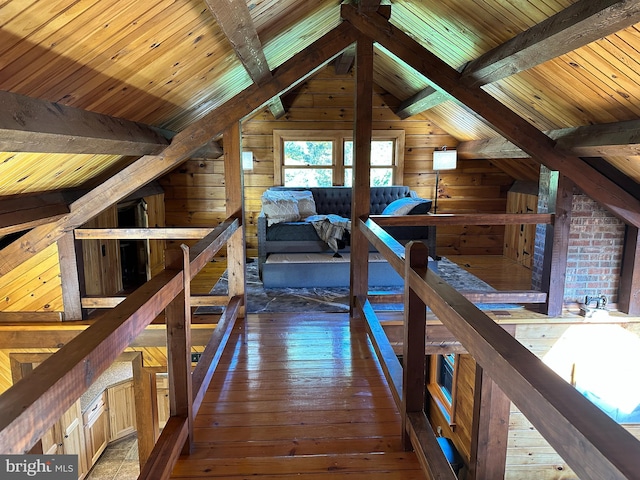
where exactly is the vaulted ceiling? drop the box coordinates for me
[1,0,640,243]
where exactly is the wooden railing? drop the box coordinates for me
[355,216,640,480]
[0,216,243,478]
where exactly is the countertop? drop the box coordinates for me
[80,362,133,412]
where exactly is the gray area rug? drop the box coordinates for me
[200,257,520,314]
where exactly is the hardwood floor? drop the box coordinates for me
[171,313,425,479]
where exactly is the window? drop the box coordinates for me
[428,353,459,425]
[274,130,404,187]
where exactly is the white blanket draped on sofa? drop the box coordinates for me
[307,214,351,255]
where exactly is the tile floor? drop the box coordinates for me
[86,435,139,480]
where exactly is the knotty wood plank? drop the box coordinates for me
[171,312,424,479]
[342,4,640,229]
[0,22,358,275]
[0,90,170,154]
[461,0,640,87]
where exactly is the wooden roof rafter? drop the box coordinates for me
[204,0,286,119]
[342,4,640,228]
[0,22,359,276]
[395,0,640,117]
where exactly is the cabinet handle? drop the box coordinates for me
[64,435,68,439]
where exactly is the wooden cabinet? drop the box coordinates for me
[83,393,109,467]
[107,380,136,441]
[40,423,63,455]
[60,401,89,480]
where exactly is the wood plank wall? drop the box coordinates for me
[161,65,515,264]
[0,244,63,313]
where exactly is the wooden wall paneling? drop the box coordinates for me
[0,244,62,313]
[144,193,166,279]
[81,206,123,296]
[504,188,538,268]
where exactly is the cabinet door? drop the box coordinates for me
[41,423,62,455]
[107,381,137,441]
[61,401,89,479]
[84,401,109,467]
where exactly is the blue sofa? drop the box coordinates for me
[257,186,436,282]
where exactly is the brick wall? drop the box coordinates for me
[533,167,625,305]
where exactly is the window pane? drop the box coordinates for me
[371,168,393,186]
[284,168,332,187]
[284,141,332,166]
[344,168,352,187]
[344,140,393,166]
[344,141,353,166]
[371,141,394,165]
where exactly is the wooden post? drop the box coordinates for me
[542,172,573,316]
[223,122,246,309]
[133,354,158,469]
[469,363,511,479]
[57,232,86,320]
[402,241,428,449]
[350,37,373,308]
[618,225,640,314]
[164,245,193,454]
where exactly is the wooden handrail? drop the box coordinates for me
[0,217,239,454]
[357,216,640,480]
[370,212,554,226]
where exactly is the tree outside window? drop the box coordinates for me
[273,130,404,187]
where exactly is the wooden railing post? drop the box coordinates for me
[223,122,246,309]
[402,241,429,450]
[165,244,193,454]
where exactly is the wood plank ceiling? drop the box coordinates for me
[0,0,639,218]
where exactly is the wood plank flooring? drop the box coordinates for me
[170,312,425,479]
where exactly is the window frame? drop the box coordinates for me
[427,353,459,427]
[273,129,405,187]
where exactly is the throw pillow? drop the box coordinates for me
[289,190,317,219]
[261,190,300,226]
[382,197,432,215]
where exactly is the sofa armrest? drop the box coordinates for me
[257,211,268,277]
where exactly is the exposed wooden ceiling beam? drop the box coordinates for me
[334,2,387,75]
[204,0,286,119]
[0,22,358,275]
[396,0,640,117]
[342,4,640,228]
[395,86,450,119]
[458,119,640,159]
[0,91,170,155]
[0,191,78,236]
[461,0,640,87]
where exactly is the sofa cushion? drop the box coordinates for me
[382,197,432,215]
[261,190,300,226]
[289,190,317,219]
